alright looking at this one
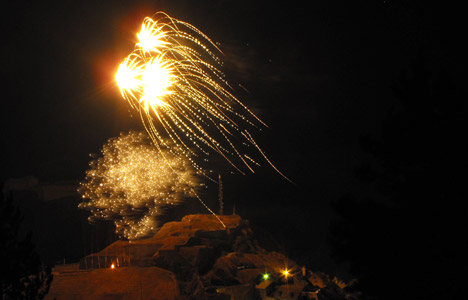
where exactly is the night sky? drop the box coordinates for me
[1,0,465,279]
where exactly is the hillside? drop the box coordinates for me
[46,214,357,300]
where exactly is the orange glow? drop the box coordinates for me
[111,263,115,269]
[282,269,290,277]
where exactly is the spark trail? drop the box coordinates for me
[116,12,290,182]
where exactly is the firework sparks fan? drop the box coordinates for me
[116,12,290,182]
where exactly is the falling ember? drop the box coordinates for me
[78,131,201,240]
[116,12,291,182]
[111,264,115,269]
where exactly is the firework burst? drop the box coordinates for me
[116,12,289,181]
[78,131,201,240]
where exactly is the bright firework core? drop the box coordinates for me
[116,55,174,111]
[78,131,201,240]
[115,12,290,182]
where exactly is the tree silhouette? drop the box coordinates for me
[0,189,53,300]
[330,61,468,300]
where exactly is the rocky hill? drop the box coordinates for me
[46,214,358,300]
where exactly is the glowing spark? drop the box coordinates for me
[282,269,290,277]
[78,131,201,240]
[140,56,174,112]
[115,12,290,182]
[116,55,142,91]
[137,17,170,53]
[111,264,115,269]
[262,273,270,280]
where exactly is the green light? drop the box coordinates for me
[263,273,270,280]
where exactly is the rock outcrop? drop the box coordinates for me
[47,214,358,300]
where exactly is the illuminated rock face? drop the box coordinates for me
[78,214,243,270]
[46,215,354,300]
[46,267,179,300]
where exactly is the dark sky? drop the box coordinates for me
[1,0,464,276]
